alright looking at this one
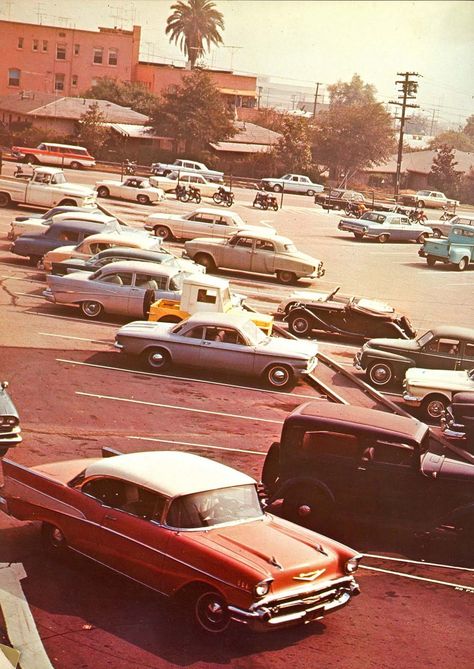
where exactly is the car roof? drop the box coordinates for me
[96,247,168,260]
[49,220,106,231]
[85,451,254,497]
[52,212,113,223]
[185,311,252,326]
[43,143,88,150]
[183,274,229,289]
[34,167,63,174]
[428,326,474,341]
[233,229,290,242]
[288,401,429,444]
[99,260,180,276]
[189,207,240,218]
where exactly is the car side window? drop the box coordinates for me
[99,272,132,286]
[58,230,80,242]
[182,326,205,339]
[135,273,165,290]
[81,477,127,507]
[197,288,217,304]
[462,342,474,361]
[215,217,230,226]
[204,326,245,345]
[190,214,215,224]
[424,338,460,355]
[362,442,414,467]
[255,239,275,252]
[296,431,359,462]
[234,237,253,248]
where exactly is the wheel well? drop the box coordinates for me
[276,477,335,504]
[58,199,77,206]
[174,580,221,606]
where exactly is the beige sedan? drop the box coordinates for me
[184,230,325,284]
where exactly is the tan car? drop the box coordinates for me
[184,230,325,284]
[41,230,162,272]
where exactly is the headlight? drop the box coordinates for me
[254,579,272,597]
[345,556,361,574]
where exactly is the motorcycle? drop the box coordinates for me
[123,160,137,176]
[212,186,234,207]
[440,209,456,221]
[408,209,427,223]
[344,202,367,218]
[176,184,201,204]
[253,191,279,211]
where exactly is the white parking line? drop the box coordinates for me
[57,358,320,399]
[362,553,474,572]
[0,563,55,669]
[15,292,43,299]
[359,564,474,593]
[38,332,112,345]
[128,435,263,455]
[76,390,283,424]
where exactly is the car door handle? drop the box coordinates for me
[202,341,212,346]
[105,514,118,521]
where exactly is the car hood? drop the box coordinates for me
[365,337,419,352]
[52,183,95,197]
[258,336,318,359]
[405,368,473,390]
[189,515,340,582]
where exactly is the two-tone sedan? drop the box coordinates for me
[8,209,118,241]
[44,260,187,319]
[115,312,319,389]
[0,449,361,633]
[184,230,325,284]
[338,211,432,243]
[260,174,324,196]
[96,177,165,205]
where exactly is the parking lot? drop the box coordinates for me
[0,164,473,669]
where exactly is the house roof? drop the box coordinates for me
[209,142,273,154]
[0,93,148,124]
[365,149,474,175]
[104,123,164,139]
[210,121,281,154]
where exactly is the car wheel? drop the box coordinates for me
[306,189,315,196]
[97,186,110,198]
[142,347,171,371]
[378,234,389,244]
[137,194,150,205]
[457,257,469,271]
[80,301,103,319]
[195,253,216,272]
[427,256,437,267]
[431,228,442,238]
[154,225,173,241]
[368,362,393,386]
[354,232,364,240]
[70,161,81,169]
[273,184,283,193]
[264,363,294,389]
[416,233,428,244]
[28,255,41,266]
[421,394,448,421]
[42,523,68,555]
[282,484,333,532]
[276,270,297,284]
[0,192,11,207]
[193,587,231,634]
[288,313,312,336]
[417,200,425,208]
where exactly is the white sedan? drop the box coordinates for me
[403,367,474,420]
[96,177,165,205]
[260,174,324,196]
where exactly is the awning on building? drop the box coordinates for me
[218,88,257,98]
[209,142,273,154]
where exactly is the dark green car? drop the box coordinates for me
[354,326,474,387]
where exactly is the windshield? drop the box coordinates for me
[241,318,268,345]
[170,273,184,291]
[166,484,263,529]
[51,173,66,185]
[417,330,434,347]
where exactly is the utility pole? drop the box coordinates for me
[389,72,421,195]
[312,82,322,118]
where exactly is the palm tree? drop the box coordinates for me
[166,0,225,68]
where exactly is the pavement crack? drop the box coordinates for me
[0,277,19,307]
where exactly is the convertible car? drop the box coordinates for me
[96,177,165,205]
[115,311,318,389]
[0,448,361,633]
[277,287,416,339]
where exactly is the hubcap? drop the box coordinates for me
[427,401,445,418]
[149,351,165,367]
[269,367,289,386]
[84,302,100,317]
[293,318,309,334]
[371,365,390,384]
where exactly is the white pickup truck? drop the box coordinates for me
[0,167,97,209]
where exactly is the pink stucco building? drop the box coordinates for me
[0,20,141,97]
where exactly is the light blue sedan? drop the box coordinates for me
[338,211,432,243]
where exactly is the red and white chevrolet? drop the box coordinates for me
[11,142,96,169]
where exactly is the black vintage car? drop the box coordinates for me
[276,286,415,340]
[0,381,21,457]
[354,325,474,387]
[443,392,474,447]
[262,402,474,544]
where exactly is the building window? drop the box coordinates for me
[32,39,39,51]
[93,47,103,64]
[42,40,48,52]
[72,74,78,87]
[8,69,21,87]
[54,73,65,91]
[56,43,66,60]
[74,44,80,56]
[108,48,118,66]
[18,37,24,49]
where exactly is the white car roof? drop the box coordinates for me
[52,212,114,223]
[84,451,254,497]
[233,229,291,242]
[183,274,229,289]
[34,167,64,175]
[184,311,253,327]
[188,207,241,220]
[98,260,180,276]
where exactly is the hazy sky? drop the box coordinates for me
[2,0,473,127]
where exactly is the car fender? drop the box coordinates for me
[448,245,472,262]
[362,348,416,375]
[141,342,173,359]
[268,476,335,506]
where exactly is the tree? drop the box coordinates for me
[312,103,395,181]
[464,114,474,140]
[82,77,157,116]
[149,69,235,155]
[429,144,461,197]
[77,102,111,156]
[166,0,224,68]
[429,130,474,152]
[272,116,313,175]
[327,74,377,107]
